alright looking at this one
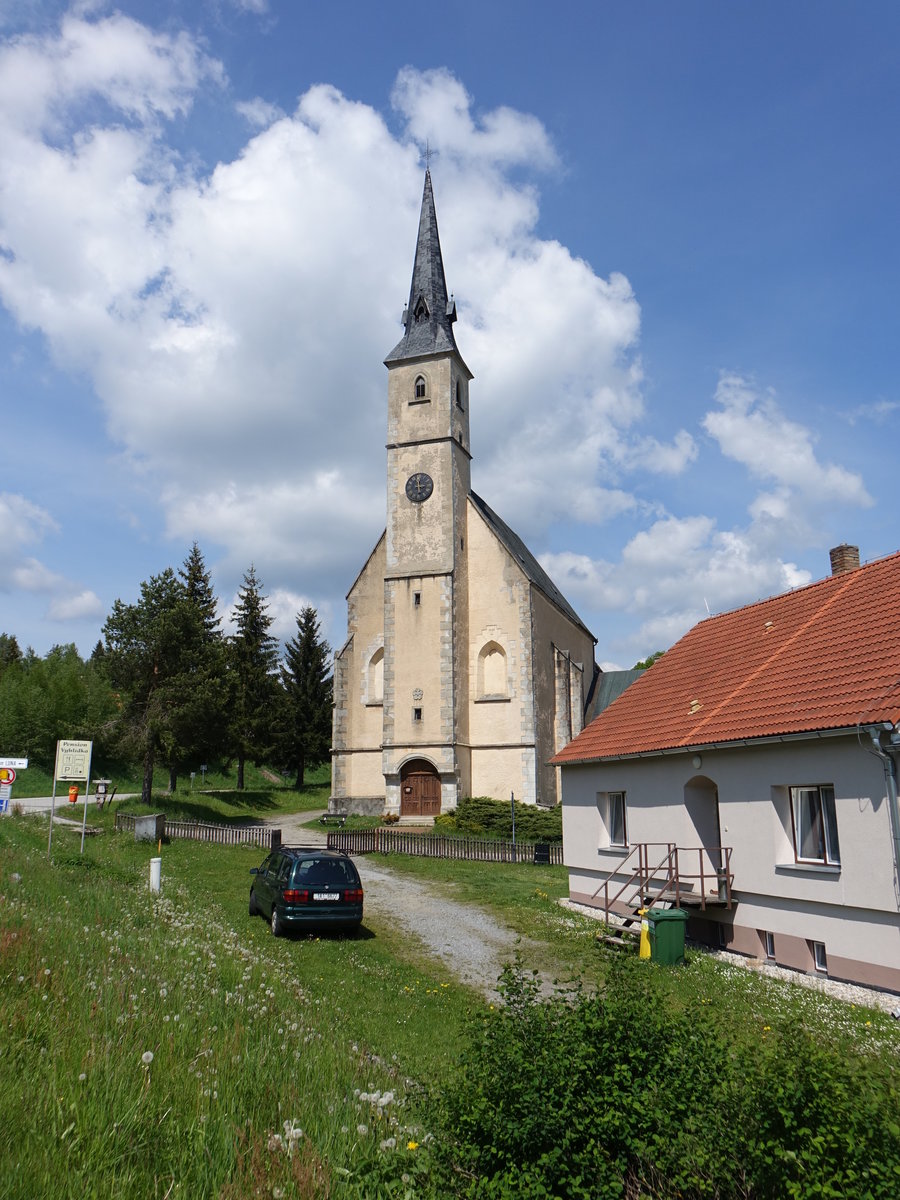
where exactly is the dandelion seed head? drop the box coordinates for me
[141,1051,154,1065]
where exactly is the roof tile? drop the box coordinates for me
[554,549,900,763]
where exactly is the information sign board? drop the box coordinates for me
[0,758,28,769]
[55,740,92,781]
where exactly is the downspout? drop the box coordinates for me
[865,724,900,894]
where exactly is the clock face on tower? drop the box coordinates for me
[405,472,434,503]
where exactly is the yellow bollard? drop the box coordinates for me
[639,908,651,959]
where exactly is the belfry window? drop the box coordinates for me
[455,380,463,409]
[415,376,427,399]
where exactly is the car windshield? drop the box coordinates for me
[292,858,359,886]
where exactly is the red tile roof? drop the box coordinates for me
[554,549,900,764]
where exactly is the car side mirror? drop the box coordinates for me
[249,867,259,875]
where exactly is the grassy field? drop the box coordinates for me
[2,801,899,1198]
[6,759,330,803]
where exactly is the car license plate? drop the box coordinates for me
[313,892,339,901]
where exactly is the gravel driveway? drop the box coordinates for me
[271,812,548,1000]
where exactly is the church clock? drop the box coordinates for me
[405,472,434,503]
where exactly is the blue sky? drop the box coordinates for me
[0,0,897,669]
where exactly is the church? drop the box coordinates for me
[330,171,597,816]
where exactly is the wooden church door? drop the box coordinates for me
[400,759,441,817]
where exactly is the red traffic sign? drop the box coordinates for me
[0,767,15,784]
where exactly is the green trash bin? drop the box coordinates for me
[647,908,688,965]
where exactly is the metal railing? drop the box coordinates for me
[592,842,733,922]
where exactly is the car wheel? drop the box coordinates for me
[249,889,258,917]
[271,908,284,938]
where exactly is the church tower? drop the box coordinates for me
[330,170,597,818]
[380,171,473,813]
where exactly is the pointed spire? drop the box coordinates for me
[385,170,462,365]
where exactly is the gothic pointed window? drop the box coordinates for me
[367,647,384,705]
[415,375,427,399]
[477,641,508,698]
[413,295,429,323]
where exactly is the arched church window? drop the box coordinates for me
[415,375,427,400]
[478,641,508,698]
[367,647,384,705]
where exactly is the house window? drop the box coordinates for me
[598,791,627,849]
[790,785,840,865]
[762,930,776,960]
[812,941,828,973]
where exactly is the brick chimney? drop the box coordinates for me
[829,544,860,575]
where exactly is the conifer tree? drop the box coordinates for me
[228,565,279,790]
[278,605,333,788]
[102,568,203,803]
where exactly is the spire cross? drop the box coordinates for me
[424,140,432,170]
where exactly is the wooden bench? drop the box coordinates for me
[319,811,348,827]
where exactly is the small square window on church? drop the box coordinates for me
[413,707,423,722]
[413,592,421,607]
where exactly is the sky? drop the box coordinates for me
[0,0,897,671]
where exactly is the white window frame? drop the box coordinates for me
[812,941,828,973]
[598,791,627,849]
[789,784,840,865]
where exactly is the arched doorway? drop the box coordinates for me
[400,759,441,818]
[684,774,722,879]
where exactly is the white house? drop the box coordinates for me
[554,545,900,992]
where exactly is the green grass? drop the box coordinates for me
[2,811,899,1198]
[6,759,330,802]
[0,813,475,1199]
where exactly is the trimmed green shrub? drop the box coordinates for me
[435,796,562,843]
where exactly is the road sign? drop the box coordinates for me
[55,740,92,781]
[0,758,27,769]
[0,768,16,784]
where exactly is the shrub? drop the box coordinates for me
[427,956,900,1198]
[437,796,562,843]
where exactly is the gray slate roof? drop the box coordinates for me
[385,170,463,365]
[470,491,594,639]
[583,669,645,725]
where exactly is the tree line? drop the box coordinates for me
[0,545,332,803]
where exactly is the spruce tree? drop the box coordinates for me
[279,606,333,788]
[228,566,279,790]
[102,569,202,803]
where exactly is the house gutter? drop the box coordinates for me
[865,723,900,893]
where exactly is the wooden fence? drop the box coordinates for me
[326,827,564,865]
[115,812,278,850]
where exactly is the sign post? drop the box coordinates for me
[49,740,93,855]
[0,758,27,816]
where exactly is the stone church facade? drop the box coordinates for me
[330,171,597,816]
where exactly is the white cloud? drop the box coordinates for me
[703,374,873,522]
[47,589,104,620]
[0,493,58,552]
[0,13,673,619]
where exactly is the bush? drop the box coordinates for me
[436,796,562,843]
[426,956,900,1198]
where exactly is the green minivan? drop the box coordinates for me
[249,846,364,936]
